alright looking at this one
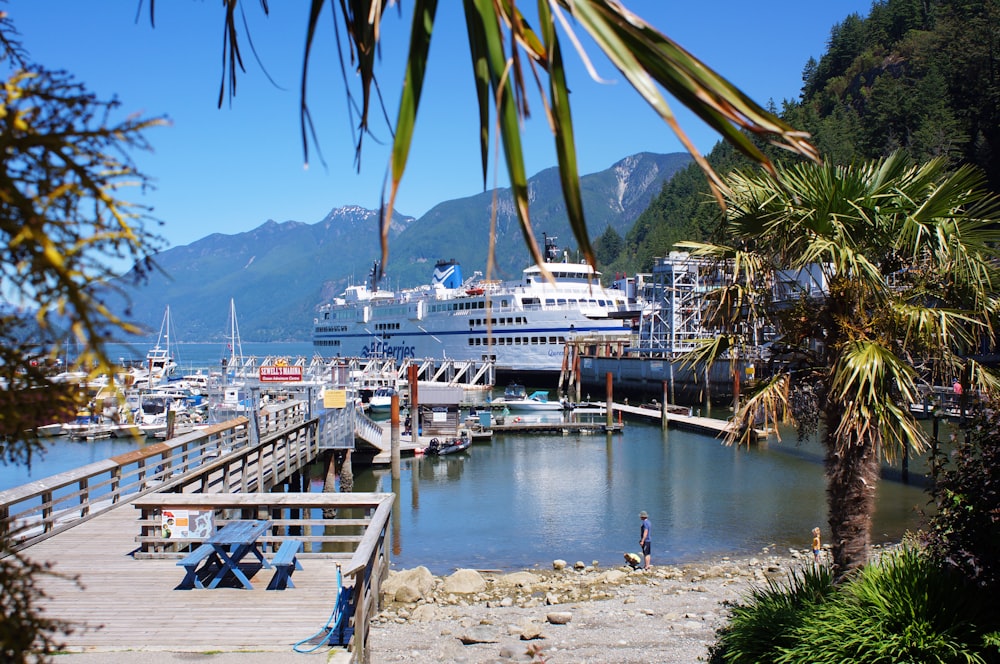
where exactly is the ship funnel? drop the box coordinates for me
[433,259,463,289]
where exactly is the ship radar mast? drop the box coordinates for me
[543,233,560,263]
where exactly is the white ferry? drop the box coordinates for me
[312,235,635,373]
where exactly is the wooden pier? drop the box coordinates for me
[0,402,390,662]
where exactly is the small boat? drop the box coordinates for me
[34,423,64,437]
[493,383,567,411]
[368,386,396,412]
[423,433,472,456]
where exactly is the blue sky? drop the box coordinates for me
[13,2,874,253]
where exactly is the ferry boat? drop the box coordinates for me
[312,235,635,374]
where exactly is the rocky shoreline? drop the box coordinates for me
[368,547,824,663]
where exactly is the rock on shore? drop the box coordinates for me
[369,548,820,663]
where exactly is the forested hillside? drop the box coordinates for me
[603,0,1000,276]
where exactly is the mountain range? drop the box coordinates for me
[113,151,692,344]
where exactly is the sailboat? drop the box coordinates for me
[209,299,254,423]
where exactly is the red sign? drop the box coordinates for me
[259,365,304,382]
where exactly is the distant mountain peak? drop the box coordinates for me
[112,152,690,342]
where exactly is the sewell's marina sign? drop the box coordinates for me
[259,365,304,382]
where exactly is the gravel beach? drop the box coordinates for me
[367,548,815,663]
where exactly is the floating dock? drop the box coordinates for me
[490,421,623,434]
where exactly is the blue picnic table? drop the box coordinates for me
[177,519,272,590]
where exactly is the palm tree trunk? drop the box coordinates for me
[823,412,880,581]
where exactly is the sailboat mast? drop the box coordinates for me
[226,298,244,370]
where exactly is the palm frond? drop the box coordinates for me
[829,340,926,460]
[725,373,792,447]
[191,1,821,269]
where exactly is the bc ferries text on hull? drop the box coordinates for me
[312,235,634,373]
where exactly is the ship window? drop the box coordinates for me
[550,336,558,343]
[545,298,555,306]
[557,299,567,305]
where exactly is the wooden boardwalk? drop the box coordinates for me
[27,500,355,656]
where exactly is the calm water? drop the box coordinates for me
[5,338,931,574]
[350,421,926,575]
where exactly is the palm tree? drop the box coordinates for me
[679,152,1000,578]
[160,1,819,271]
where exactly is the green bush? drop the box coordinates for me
[925,407,1000,590]
[709,563,835,664]
[711,548,1000,663]
[778,547,998,663]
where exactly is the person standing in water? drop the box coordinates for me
[639,511,652,570]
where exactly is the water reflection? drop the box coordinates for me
[356,420,928,575]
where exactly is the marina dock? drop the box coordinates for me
[362,400,759,464]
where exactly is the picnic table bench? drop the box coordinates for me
[266,539,303,590]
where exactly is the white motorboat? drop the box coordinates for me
[492,384,567,411]
[368,386,396,412]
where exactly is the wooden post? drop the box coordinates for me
[662,381,669,429]
[669,360,675,404]
[408,363,419,439]
[703,365,712,413]
[340,449,353,493]
[606,372,613,430]
[575,353,582,404]
[390,392,401,480]
[322,450,337,518]
[732,350,740,413]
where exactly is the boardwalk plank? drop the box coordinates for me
[27,503,356,653]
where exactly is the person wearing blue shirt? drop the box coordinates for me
[639,510,651,570]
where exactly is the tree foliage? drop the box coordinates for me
[680,152,1000,578]
[925,405,1000,590]
[792,0,1000,183]
[621,0,1000,273]
[0,15,163,660]
[593,224,623,269]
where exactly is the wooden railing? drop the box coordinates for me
[131,492,392,663]
[0,400,313,549]
[0,420,250,548]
